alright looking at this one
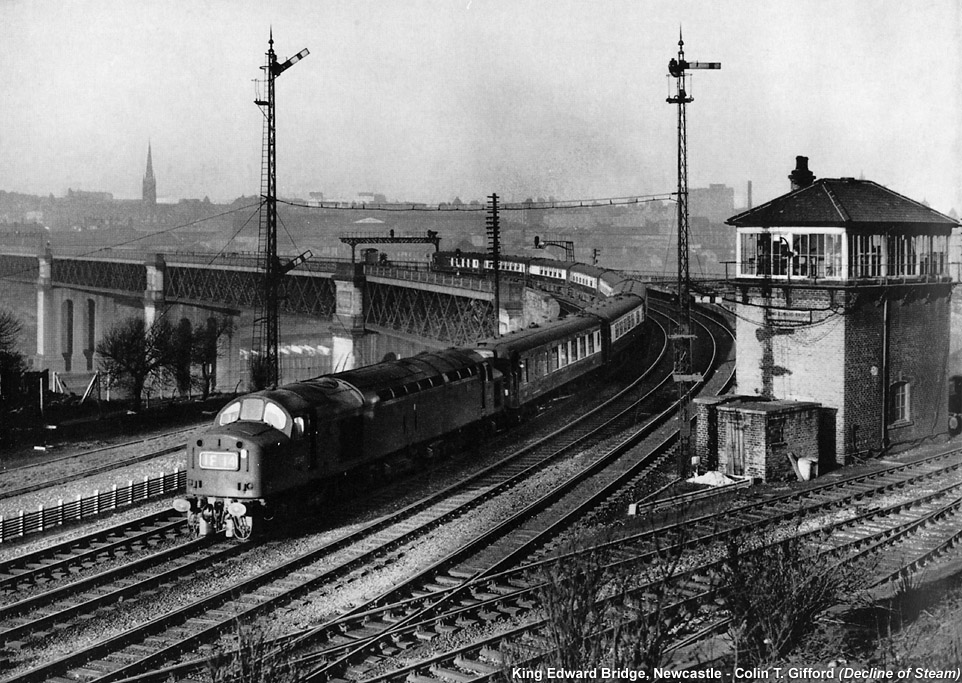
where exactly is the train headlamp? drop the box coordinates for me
[228,502,248,517]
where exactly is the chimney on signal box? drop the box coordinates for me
[789,156,815,191]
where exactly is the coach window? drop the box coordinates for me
[559,343,568,367]
[588,334,595,355]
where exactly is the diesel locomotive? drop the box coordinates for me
[174,284,646,539]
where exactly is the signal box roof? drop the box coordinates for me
[726,178,958,234]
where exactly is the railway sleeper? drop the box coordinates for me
[72,665,115,677]
[410,587,438,598]
[455,615,478,628]
[414,627,438,641]
[364,618,399,631]
[486,582,518,595]
[481,644,512,663]
[344,661,378,679]
[477,607,503,621]
[434,574,465,587]
[430,664,477,683]
[391,632,418,650]
[455,654,502,675]
[345,625,384,640]
[495,602,522,617]
[104,651,142,665]
[407,673,445,683]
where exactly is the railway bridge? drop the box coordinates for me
[0,249,540,392]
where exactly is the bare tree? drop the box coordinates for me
[0,309,27,438]
[720,531,866,669]
[529,527,692,677]
[0,308,27,419]
[96,316,172,411]
[168,318,195,397]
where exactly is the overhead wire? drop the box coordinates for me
[277,192,675,213]
[0,201,262,284]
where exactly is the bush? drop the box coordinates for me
[207,621,303,683]
[720,531,867,669]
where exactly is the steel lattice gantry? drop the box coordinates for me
[364,278,495,345]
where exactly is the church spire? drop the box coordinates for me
[142,142,157,207]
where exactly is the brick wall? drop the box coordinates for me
[883,287,952,446]
[734,285,846,464]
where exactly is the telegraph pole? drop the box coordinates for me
[252,32,308,389]
[486,193,501,338]
[666,30,719,476]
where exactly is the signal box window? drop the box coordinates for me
[890,381,910,424]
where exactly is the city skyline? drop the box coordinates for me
[1,0,960,215]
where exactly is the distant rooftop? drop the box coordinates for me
[727,178,958,233]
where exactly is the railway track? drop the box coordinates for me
[0,310,721,682]
[0,429,195,502]
[303,445,962,683]
[0,509,188,597]
[0,306,729,683]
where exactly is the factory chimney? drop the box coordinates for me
[788,156,815,191]
[746,180,753,209]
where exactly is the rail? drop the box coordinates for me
[0,468,185,543]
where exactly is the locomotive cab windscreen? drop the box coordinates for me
[216,396,303,439]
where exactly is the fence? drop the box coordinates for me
[0,468,185,543]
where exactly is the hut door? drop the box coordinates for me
[725,418,746,476]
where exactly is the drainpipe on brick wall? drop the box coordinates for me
[881,296,890,450]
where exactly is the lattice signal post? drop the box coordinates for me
[666,31,719,476]
[252,32,309,389]
[486,193,501,338]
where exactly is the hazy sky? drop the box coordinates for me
[1,0,960,214]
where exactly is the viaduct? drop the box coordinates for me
[0,249,549,393]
